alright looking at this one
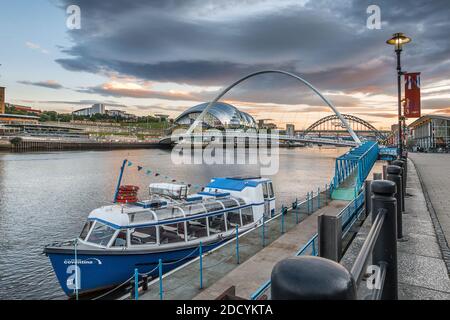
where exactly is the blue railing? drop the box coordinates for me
[249,189,364,300]
[334,141,379,194]
[378,146,398,161]
[249,234,319,300]
[338,190,365,237]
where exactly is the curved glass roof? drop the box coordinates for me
[125,197,243,226]
[174,102,257,129]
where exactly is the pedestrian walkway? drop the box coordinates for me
[341,157,450,299]
[193,200,348,300]
[409,153,450,265]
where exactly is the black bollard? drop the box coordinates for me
[400,157,408,192]
[364,180,372,218]
[371,180,398,300]
[129,278,135,299]
[392,160,406,211]
[318,214,342,262]
[142,274,148,291]
[386,166,403,239]
[271,256,357,300]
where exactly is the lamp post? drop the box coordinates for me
[387,33,411,158]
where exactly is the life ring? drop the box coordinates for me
[119,185,140,192]
[116,185,140,203]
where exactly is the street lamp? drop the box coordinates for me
[387,32,411,158]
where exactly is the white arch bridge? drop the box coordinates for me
[162,131,359,147]
[159,70,386,147]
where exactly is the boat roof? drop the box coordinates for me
[205,176,270,191]
[88,194,247,228]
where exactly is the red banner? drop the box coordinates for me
[404,72,421,118]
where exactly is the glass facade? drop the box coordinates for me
[409,115,450,151]
[174,102,257,129]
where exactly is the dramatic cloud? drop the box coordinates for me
[51,0,450,126]
[18,80,64,89]
[77,81,207,102]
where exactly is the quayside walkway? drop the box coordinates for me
[409,153,450,270]
[341,157,450,299]
[193,200,347,300]
[121,142,379,300]
[136,188,338,300]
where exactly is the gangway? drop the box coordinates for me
[331,141,379,201]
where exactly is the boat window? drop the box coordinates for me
[208,214,227,235]
[112,230,128,247]
[154,207,184,221]
[86,221,117,246]
[182,204,206,217]
[241,207,254,225]
[129,211,156,225]
[204,202,224,213]
[159,222,185,244]
[186,217,208,240]
[236,198,246,206]
[226,211,242,229]
[220,199,239,209]
[268,182,274,198]
[130,226,157,245]
[79,220,94,240]
[262,183,269,199]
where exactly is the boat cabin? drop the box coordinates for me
[77,176,275,250]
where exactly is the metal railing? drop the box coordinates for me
[249,189,364,300]
[268,161,406,300]
[334,141,379,193]
[111,182,334,300]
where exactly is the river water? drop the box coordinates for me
[0,146,347,299]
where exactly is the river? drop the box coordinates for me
[0,146,347,299]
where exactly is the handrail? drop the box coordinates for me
[250,188,364,300]
[263,176,401,300]
[350,208,386,284]
[295,233,318,256]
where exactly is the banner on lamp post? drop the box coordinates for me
[404,72,421,118]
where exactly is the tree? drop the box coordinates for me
[10,137,22,145]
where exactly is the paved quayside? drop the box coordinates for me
[341,157,450,299]
[409,153,450,273]
[192,160,385,300]
[193,200,348,300]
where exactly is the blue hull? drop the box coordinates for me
[47,242,222,296]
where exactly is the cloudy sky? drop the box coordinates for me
[1,0,450,130]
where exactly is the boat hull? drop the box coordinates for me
[46,242,222,297]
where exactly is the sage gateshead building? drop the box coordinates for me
[174,102,257,130]
[408,114,450,151]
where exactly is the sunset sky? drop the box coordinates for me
[1,0,450,130]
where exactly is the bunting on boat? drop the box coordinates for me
[125,160,202,190]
